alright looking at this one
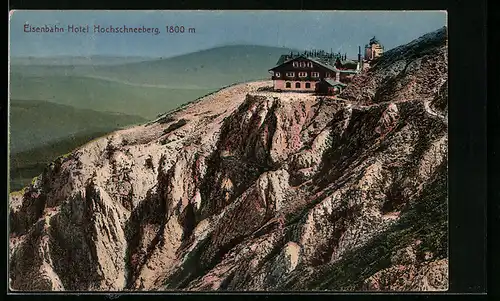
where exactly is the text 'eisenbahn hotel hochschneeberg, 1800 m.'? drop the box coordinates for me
[23,24,161,35]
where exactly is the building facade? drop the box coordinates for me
[269,38,383,95]
[268,54,359,95]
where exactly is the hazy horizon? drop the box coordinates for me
[9,44,300,59]
[9,10,447,59]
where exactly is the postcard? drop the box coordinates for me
[8,10,448,292]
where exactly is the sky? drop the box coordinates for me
[9,10,447,58]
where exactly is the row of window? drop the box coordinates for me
[292,61,314,68]
[274,72,321,78]
[285,82,315,89]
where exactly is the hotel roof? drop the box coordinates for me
[270,55,359,74]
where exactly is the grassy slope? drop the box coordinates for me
[10,74,212,119]
[10,99,146,153]
[9,130,113,192]
[9,100,146,191]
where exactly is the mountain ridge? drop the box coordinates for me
[9,27,448,291]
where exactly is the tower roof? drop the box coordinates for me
[369,36,380,45]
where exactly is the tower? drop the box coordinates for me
[365,36,384,61]
[370,36,384,59]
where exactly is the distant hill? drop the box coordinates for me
[9,73,213,119]
[10,55,156,66]
[10,45,296,119]
[10,130,113,192]
[87,45,298,87]
[10,45,297,89]
[9,99,147,190]
[10,99,146,154]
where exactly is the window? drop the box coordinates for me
[311,72,320,78]
[325,72,331,78]
[286,72,295,77]
[299,72,307,77]
[295,82,301,88]
[308,62,313,67]
[292,62,298,67]
[275,72,281,78]
[305,82,311,88]
[286,82,291,88]
[300,62,306,67]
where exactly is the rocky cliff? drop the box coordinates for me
[9,27,448,291]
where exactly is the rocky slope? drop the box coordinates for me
[9,27,448,291]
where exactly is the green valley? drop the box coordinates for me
[9,45,295,192]
[9,100,146,191]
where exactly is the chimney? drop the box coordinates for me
[358,45,361,62]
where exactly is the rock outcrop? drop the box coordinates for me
[9,27,448,291]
